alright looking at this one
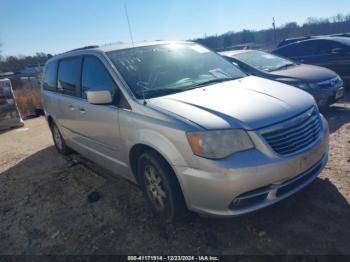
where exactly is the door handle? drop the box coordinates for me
[69,105,75,111]
[79,108,86,114]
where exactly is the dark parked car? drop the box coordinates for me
[220,50,344,107]
[273,37,350,88]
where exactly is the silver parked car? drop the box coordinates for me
[42,41,329,221]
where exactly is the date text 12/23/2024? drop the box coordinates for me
[127,256,220,261]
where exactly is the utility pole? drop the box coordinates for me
[272,17,277,47]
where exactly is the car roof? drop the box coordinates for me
[277,36,350,50]
[278,33,350,47]
[326,36,350,45]
[278,36,311,47]
[98,40,190,52]
[46,40,194,64]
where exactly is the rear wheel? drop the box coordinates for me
[137,151,188,222]
[50,122,71,155]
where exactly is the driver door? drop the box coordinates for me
[73,55,127,176]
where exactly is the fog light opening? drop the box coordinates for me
[229,193,268,210]
[232,198,241,206]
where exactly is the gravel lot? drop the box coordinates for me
[0,94,349,255]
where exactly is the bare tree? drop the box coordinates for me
[332,13,346,23]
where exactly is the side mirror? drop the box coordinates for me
[331,48,345,55]
[86,90,113,105]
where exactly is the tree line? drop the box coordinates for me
[0,53,52,73]
[194,13,350,51]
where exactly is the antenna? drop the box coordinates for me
[124,4,135,48]
[124,4,147,105]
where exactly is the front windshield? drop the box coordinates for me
[107,43,246,99]
[234,51,295,72]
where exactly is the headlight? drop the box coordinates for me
[186,129,254,159]
[296,83,311,90]
[336,75,344,86]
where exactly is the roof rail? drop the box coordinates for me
[328,33,350,38]
[277,36,312,47]
[66,45,99,53]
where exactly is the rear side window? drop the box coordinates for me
[43,61,58,91]
[81,56,117,99]
[300,40,330,56]
[318,41,349,55]
[57,57,81,96]
[276,44,304,57]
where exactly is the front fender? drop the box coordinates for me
[126,129,190,168]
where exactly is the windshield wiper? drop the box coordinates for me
[136,77,240,98]
[189,77,240,89]
[137,87,185,98]
[272,63,295,71]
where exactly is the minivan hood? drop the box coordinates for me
[148,76,315,130]
[268,64,337,82]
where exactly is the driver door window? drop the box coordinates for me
[81,56,117,100]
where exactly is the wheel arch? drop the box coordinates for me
[128,143,188,210]
[129,143,180,184]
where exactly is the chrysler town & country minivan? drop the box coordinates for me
[42,41,329,221]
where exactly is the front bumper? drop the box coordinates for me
[313,86,345,107]
[174,116,329,217]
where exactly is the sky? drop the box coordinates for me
[1,0,350,57]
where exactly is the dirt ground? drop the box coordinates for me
[0,95,349,255]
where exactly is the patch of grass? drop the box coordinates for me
[13,88,42,117]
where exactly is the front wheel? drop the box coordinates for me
[137,151,188,222]
[50,122,71,155]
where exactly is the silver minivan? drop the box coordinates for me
[42,41,329,221]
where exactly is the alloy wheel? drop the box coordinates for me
[144,165,167,210]
[53,125,63,151]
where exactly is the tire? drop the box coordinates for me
[34,108,45,117]
[50,122,71,155]
[137,150,188,222]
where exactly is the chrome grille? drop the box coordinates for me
[261,107,322,155]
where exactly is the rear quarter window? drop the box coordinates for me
[43,61,58,92]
